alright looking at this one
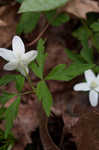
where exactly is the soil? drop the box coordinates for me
[0,2,99,150]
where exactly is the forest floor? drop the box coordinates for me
[0,1,99,150]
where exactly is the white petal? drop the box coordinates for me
[12,36,25,55]
[0,48,15,61]
[17,65,29,76]
[89,90,98,107]
[73,83,90,91]
[95,86,99,92]
[3,62,17,71]
[84,69,96,83]
[22,50,38,64]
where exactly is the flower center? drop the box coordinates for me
[90,81,98,89]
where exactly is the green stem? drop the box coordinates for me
[17,90,33,96]
[26,74,36,93]
[23,66,36,93]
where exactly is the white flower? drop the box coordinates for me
[73,69,99,107]
[0,36,38,76]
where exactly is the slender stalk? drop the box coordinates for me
[38,102,61,150]
[23,66,36,93]
[26,73,36,93]
[28,23,49,46]
[18,91,33,96]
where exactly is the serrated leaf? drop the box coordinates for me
[19,0,69,13]
[0,129,15,150]
[0,107,6,120]
[30,62,42,78]
[51,13,69,26]
[15,75,25,92]
[93,33,99,51]
[36,81,53,116]
[80,31,93,63]
[0,75,16,86]
[45,63,95,81]
[65,48,85,63]
[16,12,40,34]
[45,11,69,26]
[90,22,99,32]
[93,65,99,73]
[0,92,16,105]
[16,0,23,3]
[45,10,56,22]
[0,107,6,115]
[73,26,93,63]
[45,64,66,80]
[73,26,91,41]
[80,47,93,64]
[31,39,46,79]
[5,96,21,138]
[37,38,45,64]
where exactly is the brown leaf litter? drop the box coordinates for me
[0,3,19,47]
[64,0,99,19]
[72,109,99,150]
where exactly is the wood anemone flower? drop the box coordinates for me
[73,69,99,107]
[0,36,38,76]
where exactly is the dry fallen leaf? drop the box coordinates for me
[12,101,39,150]
[64,0,99,19]
[72,110,99,150]
[0,20,7,26]
[0,4,18,47]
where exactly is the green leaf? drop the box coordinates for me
[45,11,69,26]
[80,30,93,63]
[51,13,69,26]
[36,81,53,116]
[73,26,91,41]
[0,107,6,120]
[0,129,15,150]
[45,10,56,21]
[93,65,99,73]
[15,75,25,92]
[45,63,95,81]
[0,92,16,105]
[16,12,40,34]
[65,48,85,63]
[0,75,16,86]
[45,64,66,80]
[73,26,93,63]
[93,33,99,51]
[30,62,42,78]
[31,39,46,79]
[19,0,69,13]
[90,22,99,32]
[80,47,93,64]
[0,107,6,115]
[5,96,21,138]
[16,0,24,3]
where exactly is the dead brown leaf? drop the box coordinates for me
[64,0,99,19]
[0,4,18,47]
[72,110,99,150]
[12,100,39,150]
[0,20,7,26]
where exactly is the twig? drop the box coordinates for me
[59,126,65,148]
[28,23,49,46]
[38,102,61,150]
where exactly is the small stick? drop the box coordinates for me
[38,103,61,150]
[28,23,49,46]
[59,126,65,148]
